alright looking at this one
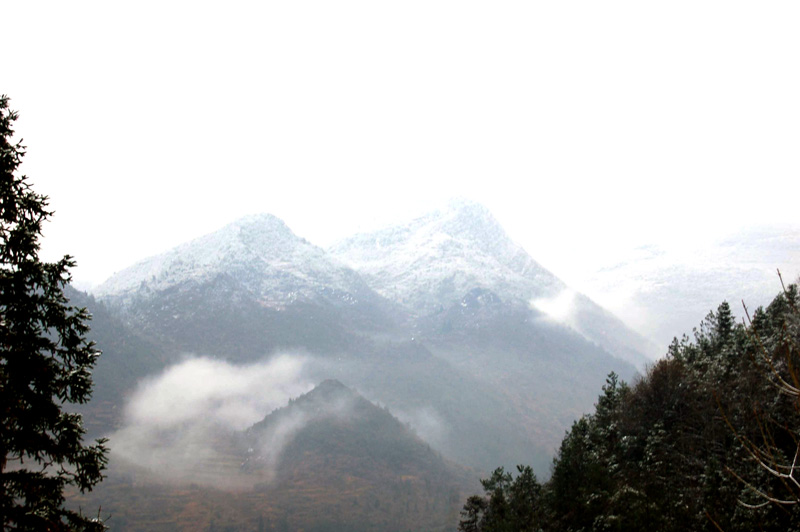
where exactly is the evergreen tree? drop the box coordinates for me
[461,288,800,531]
[458,466,543,532]
[0,95,108,530]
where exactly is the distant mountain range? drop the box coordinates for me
[69,201,656,530]
[579,224,800,346]
[94,200,655,367]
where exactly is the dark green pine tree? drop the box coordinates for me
[0,95,108,530]
[458,466,543,532]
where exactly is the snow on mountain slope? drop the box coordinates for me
[330,200,659,365]
[329,200,565,314]
[93,213,373,307]
[92,205,657,365]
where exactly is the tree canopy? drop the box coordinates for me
[0,95,108,530]
[460,283,800,531]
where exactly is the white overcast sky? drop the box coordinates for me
[3,2,799,313]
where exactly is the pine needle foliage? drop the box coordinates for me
[460,283,800,531]
[0,95,108,531]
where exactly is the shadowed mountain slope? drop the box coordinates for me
[74,380,476,532]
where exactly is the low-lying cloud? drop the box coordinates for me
[393,406,449,451]
[109,354,312,487]
[243,388,361,481]
[530,289,577,325]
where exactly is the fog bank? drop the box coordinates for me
[109,354,311,486]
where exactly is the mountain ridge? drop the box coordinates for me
[93,213,377,311]
[330,200,657,365]
[329,200,565,314]
[93,202,656,365]
[80,379,476,532]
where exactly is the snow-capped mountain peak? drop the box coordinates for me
[92,213,369,305]
[329,200,658,365]
[329,200,564,315]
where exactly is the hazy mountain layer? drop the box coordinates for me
[415,288,639,451]
[582,224,800,345]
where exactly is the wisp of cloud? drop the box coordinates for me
[109,354,312,487]
[530,288,577,325]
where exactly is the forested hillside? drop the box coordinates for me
[72,380,476,532]
[460,282,800,531]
